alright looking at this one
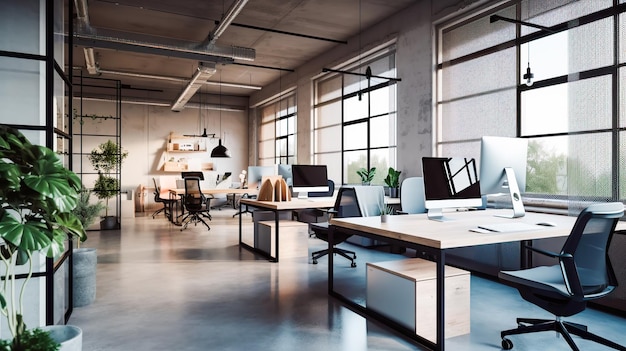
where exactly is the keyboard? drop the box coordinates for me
[477,222,544,233]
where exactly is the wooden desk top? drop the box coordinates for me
[240,197,336,210]
[170,188,257,196]
[330,209,626,250]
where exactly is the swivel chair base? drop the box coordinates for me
[179,212,211,231]
[312,247,357,267]
[501,317,626,351]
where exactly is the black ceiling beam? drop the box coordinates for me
[322,67,402,82]
[232,62,294,72]
[230,22,348,44]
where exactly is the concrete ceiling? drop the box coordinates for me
[70,0,417,107]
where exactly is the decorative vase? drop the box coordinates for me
[73,248,97,307]
[39,325,82,351]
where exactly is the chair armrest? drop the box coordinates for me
[396,210,408,215]
[524,245,573,259]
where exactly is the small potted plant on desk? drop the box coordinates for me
[356,167,376,185]
[384,167,402,198]
[0,126,86,350]
[88,140,128,230]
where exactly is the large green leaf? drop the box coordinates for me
[0,162,21,192]
[0,215,52,252]
[55,212,86,242]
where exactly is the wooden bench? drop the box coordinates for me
[366,258,470,343]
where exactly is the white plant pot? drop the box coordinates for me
[381,214,389,223]
[40,325,82,351]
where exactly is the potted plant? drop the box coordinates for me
[379,204,394,223]
[356,167,376,185]
[0,126,86,349]
[384,167,402,198]
[88,140,127,230]
[71,188,105,307]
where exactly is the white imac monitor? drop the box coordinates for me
[277,164,293,187]
[247,166,275,190]
[422,157,483,221]
[479,136,528,218]
[291,165,329,199]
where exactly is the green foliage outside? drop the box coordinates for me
[346,154,388,185]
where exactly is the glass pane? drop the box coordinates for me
[287,116,295,135]
[0,57,44,126]
[621,13,626,63]
[521,0,612,35]
[442,5,516,61]
[315,102,342,128]
[344,94,369,122]
[370,148,395,185]
[344,150,367,185]
[0,0,45,55]
[315,125,341,153]
[440,89,517,142]
[521,18,613,82]
[441,48,516,101]
[621,68,626,128]
[54,70,66,133]
[277,118,287,137]
[287,135,295,158]
[521,75,612,136]
[370,114,396,148]
[54,0,65,73]
[343,122,367,150]
[275,139,286,158]
[525,136,567,195]
[620,131,626,200]
[315,151,341,184]
[316,75,342,104]
[370,86,392,116]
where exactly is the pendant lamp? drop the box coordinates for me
[211,71,230,158]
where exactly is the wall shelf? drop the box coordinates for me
[161,132,213,172]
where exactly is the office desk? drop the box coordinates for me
[168,188,257,224]
[238,197,335,262]
[328,209,626,351]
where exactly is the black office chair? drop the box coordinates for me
[179,177,212,231]
[151,178,178,221]
[181,171,204,180]
[310,187,361,267]
[293,180,335,236]
[499,202,626,351]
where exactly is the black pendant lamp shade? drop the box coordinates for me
[211,138,230,158]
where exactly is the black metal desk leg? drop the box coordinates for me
[436,250,446,351]
[272,209,279,262]
[238,202,243,244]
[328,225,334,294]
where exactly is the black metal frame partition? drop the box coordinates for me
[0,0,76,324]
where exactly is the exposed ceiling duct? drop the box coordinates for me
[171,62,217,112]
[73,0,255,65]
[96,69,262,90]
[206,0,250,45]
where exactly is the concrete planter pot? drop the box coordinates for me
[40,325,82,351]
[100,216,118,230]
[73,248,97,307]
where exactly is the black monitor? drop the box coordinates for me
[422,157,482,221]
[291,165,329,199]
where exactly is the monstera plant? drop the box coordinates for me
[0,126,85,349]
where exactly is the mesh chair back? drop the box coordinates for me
[335,187,362,218]
[182,171,204,180]
[560,202,624,296]
[184,177,205,211]
[153,178,164,202]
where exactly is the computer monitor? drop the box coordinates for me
[277,164,293,187]
[291,165,329,199]
[479,136,528,218]
[422,157,483,221]
[247,166,275,190]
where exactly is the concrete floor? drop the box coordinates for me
[69,209,626,350]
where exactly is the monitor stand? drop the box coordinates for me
[495,167,525,218]
[427,208,453,222]
[297,192,308,199]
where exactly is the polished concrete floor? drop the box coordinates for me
[69,209,626,350]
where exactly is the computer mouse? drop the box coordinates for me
[536,221,556,227]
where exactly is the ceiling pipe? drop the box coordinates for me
[96,69,262,90]
[73,96,245,111]
[206,0,250,45]
[171,62,217,112]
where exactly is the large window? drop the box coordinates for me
[436,1,625,206]
[313,47,397,185]
[258,94,296,166]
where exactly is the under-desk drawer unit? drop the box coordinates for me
[366,259,470,343]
